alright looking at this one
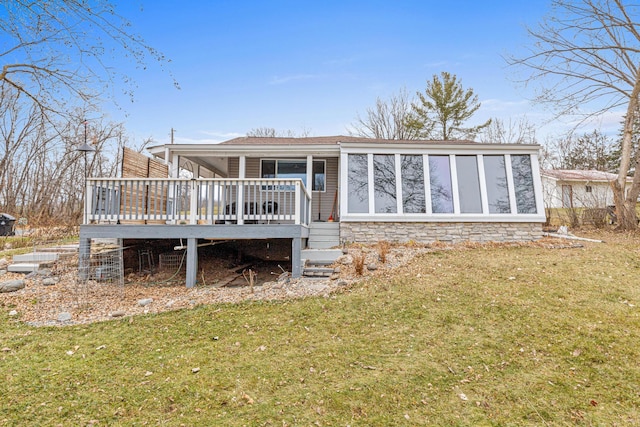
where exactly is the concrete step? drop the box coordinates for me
[12,253,59,263]
[301,248,342,263]
[38,244,79,253]
[7,263,42,273]
[307,241,340,250]
[302,266,335,277]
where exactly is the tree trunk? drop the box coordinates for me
[614,70,640,230]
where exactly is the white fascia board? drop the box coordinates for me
[340,213,547,223]
[150,144,340,158]
[339,142,541,155]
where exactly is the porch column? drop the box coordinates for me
[306,155,315,221]
[170,154,180,178]
[78,237,92,280]
[291,237,302,278]
[238,156,246,225]
[186,237,198,288]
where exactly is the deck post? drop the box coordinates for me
[291,237,302,278]
[186,237,198,288]
[79,238,92,280]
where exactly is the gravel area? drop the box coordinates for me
[0,244,428,327]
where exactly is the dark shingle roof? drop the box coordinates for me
[219,135,478,145]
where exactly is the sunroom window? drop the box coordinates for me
[484,155,511,213]
[374,154,397,213]
[347,154,368,213]
[345,152,539,217]
[429,155,454,213]
[401,155,426,213]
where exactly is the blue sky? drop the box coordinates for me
[107,1,624,145]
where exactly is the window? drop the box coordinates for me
[429,155,454,213]
[511,155,537,214]
[456,156,482,213]
[374,154,397,213]
[261,159,326,191]
[586,185,593,193]
[312,161,326,192]
[347,154,369,213]
[401,155,426,213]
[343,152,539,217]
[484,155,511,213]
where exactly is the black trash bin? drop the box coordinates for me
[0,213,16,236]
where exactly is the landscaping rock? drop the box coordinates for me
[0,257,8,268]
[8,310,18,317]
[137,298,153,307]
[335,279,349,287]
[57,312,72,322]
[337,255,352,265]
[42,277,58,286]
[367,263,378,271]
[109,311,126,318]
[0,270,6,277]
[0,280,25,293]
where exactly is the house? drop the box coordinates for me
[541,169,627,209]
[79,136,546,287]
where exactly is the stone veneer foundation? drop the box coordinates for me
[340,222,544,244]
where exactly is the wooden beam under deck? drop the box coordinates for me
[79,224,309,287]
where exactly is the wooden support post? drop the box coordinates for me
[186,237,198,288]
[291,237,302,278]
[78,238,92,280]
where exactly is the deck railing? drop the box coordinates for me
[85,178,312,226]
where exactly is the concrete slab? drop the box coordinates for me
[12,253,58,263]
[301,248,342,263]
[7,263,41,273]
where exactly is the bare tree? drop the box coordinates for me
[508,0,640,229]
[247,127,312,137]
[0,0,176,122]
[349,88,420,140]
[479,117,538,144]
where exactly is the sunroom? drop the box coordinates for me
[337,140,546,244]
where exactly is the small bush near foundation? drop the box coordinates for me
[353,252,366,276]
[377,240,391,263]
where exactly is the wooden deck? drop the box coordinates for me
[79,178,313,286]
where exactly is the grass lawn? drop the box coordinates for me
[1,231,640,426]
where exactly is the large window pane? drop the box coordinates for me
[278,160,307,186]
[484,155,511,213]
[401,155,426,213]
[456,156,482,213]
[429,155,454,213]
[312,160,325,191]
[348,154,369,213]
[374,154,397,213]
[511,155,537,214]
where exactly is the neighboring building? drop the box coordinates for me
[541,169,628,209]
[79,136,546,287]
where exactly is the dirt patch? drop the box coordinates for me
[0,243,429,327]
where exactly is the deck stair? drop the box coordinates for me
[7,244,79,273]
[307,221,340,249]
[303,260,336,278]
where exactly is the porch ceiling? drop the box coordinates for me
[148,143,341,177]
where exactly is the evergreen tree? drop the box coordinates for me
[409,72,490,140]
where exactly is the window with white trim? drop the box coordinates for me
[261,159,326,191]
[345,153,539,216]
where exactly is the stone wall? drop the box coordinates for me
[340,222,543,244]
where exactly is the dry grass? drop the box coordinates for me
[377,240,391,263]
[1,231,639,425]
[352,251,366,276]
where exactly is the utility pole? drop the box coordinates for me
[170,127,175,144]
